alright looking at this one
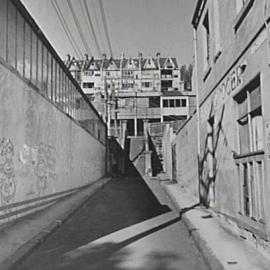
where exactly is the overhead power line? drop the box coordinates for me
[82,0,102,56]
[51,0,82,58]
[67,0,93,56]
[91,0,107,53]
[98,0,113,57]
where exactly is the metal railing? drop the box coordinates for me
[0,0,106,144]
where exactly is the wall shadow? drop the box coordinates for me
[198,103,228,207]
[148,134,163,176]
[16,138,175,270]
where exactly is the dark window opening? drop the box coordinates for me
[163,100,168,107]
[203,11,210,69]
[83,82,94,88]
[149,97,160,108]
[169,100,175,107]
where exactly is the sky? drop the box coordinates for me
[21,0,196,65]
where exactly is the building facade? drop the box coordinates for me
[191,0,270,246]
[66,53,196,137]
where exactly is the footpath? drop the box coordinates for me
[0,177,110,270]
[1,172,270,270]
[143,173,270,270]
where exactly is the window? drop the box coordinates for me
[149,97,160,108]
[122,83,134,89]
[31,31,37,85]
[163,100,168,107]
[83,82,94,88]
[234,0,254,32]
[7,1,16,68]
[202,11,210,71]
[123,70,134,77]
[181,99,187,107]
[16,12,24,76]
[161,69,172,78]
[52,58,56,102]
[142,82,151,88]
[84,71,94,76]
[175,99,180,107]
[213,0,221,60]
[95,73,100,77]
[37,39,43,91]
[24,22,31,81]
[47,52,52,100]
[169,99,175,107]
[234,76,265,221]
[235,77,263,155]
[236,0,248,13]
[161,80,172,90]
[42,46,48,95]
[0,0,7,60]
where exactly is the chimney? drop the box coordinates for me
[156,52,160,68]
[84,54,89,61]
[66,54,71,61]
[120,52,125,60]
[102,53,107,60]
[138,52,143,58]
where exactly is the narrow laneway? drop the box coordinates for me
[16,176,208,270]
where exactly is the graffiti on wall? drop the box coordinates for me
[0,138,16,205]
[36,142,58,195]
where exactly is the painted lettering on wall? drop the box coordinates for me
[201,64,244,120]
[0,138,16,205]
[213,65,243,108]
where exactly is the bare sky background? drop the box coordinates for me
[21,0,196,65]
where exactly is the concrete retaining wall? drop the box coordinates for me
[0,63,106,225]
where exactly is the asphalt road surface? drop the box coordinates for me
[16,176,209,270]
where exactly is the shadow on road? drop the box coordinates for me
[16,174,175,270]
[56,215,182,270]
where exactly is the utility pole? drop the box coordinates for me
[107,79,111,137]
[134,80,138,137]
[113,80,118,137]
[104,75,111,137]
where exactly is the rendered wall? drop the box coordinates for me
[0,63,106,225]
[161,116,199,198]
[174,116,199,198]
[193,0,270,240]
